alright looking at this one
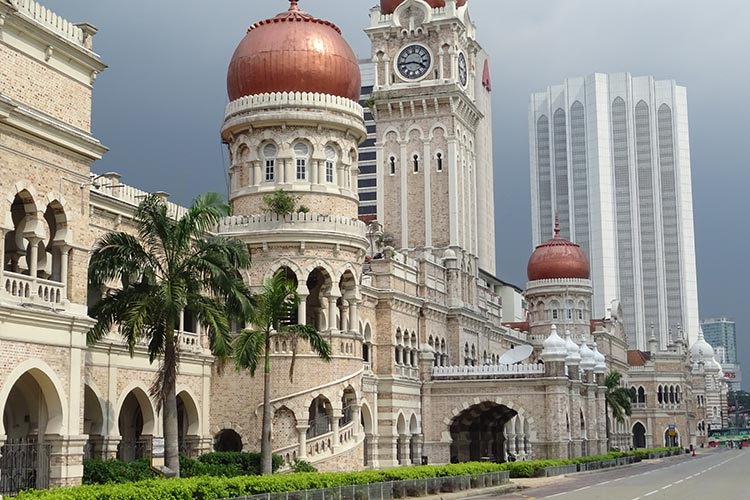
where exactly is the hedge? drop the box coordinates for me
[18,447,682,500]
[82,453,283,485]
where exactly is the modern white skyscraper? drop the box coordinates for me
[529,73,699,350]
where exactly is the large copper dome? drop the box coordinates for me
[380,0,467,14]
[227,1,361,102]
[527,222,590,281]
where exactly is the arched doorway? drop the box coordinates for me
[449,402,517,463]
[361,403,374,467]
[176,391,200,457]
[632,422,646,449]
[306,268,333,331]
[307,396,332,439]
[83,385,104,459]
[214,429,242,452]
[664,427,679,447]
[117,389,155,462]
[1,368,62,493]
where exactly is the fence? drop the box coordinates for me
[0,439,51,496]
[543,456,639,477]
[224,471,510,500]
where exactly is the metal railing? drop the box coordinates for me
[0,439,51,496]
[223,471,510,500]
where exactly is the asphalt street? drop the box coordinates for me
[467,449,747,500]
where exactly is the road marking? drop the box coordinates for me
[544,493,565,499]
[661,484,673,490]
[600,480,611,485]
[573,486,591,492]
[631,497,641,500]
[675,479,684,484]
[644,491,659,497]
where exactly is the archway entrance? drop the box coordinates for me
[177,392,200,457]
[450,402,517,463]
[117,390,154,462]
[632,422,646,449]
[1,369,62,493]
[83,385,104,459]
[214,429,242,452]
[664,427,679,447]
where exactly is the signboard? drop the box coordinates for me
[668,424,676,437]
[724,371,737,379]
[151,437,165,469]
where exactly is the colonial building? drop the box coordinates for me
[0,0,727,493]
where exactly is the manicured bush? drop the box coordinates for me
[197,451,283,475]
[291,459,317,473]
[82,459,156,484]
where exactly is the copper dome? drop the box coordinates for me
[380,0,467,14]
[227,1,361,102]
[527,222,590,281]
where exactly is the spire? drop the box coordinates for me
[554,213,560,238]
[289,0,299,11]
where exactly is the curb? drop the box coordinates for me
[559,451,693,478]
[416,483,525,500]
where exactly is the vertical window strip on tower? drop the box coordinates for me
[570,101,589,260]
[325,146,336,183]
[263,143,277,182]
[294,143,309,181]
[635,101,660,338]
[536,115,553,239]
[612,97,637,345]
[657,103,683,332]
[553,108,570,239]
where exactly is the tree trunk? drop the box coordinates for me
[261,334,273,474]
[164,332,181,477]
[604,400,610,451]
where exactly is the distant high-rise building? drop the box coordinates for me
[702,318,742,390]
[358,60,378,222]
[529,73,699,350]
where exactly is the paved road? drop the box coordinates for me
[467,449,748,500]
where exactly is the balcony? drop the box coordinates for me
[2,271,65,308]
[432,363,545,380]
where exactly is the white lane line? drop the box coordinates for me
[612,477,625,482]
[632,497,641,500]
[675,479,684,484]
[685,475,693,479]
[600,480,611,485]
[544,493,566,499]
[644,491,659,497]
[661,484,673,490]
[573,486,591,492]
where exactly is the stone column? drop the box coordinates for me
[348,298,360,335]
[253,161,262,186]
[331,411,340,453]
[46,434,88,488]
[340,303,349,332]
[297,284,309,325]
[59,245,70,301]
[399,434,410,465]
[351,404,362,437]
[296,424,309,459]
[311,160,319,185]
[27,236,40,281]
[327,285,341,334]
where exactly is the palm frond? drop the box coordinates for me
[189,295,233,361]
[234,329,267,376]
[89,232,154,287]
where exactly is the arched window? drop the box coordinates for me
[675,386,681,404]
[464,343,470,366]
[436,152,443,172]
[294,143,309,181]
[657,386,663,404]
[263,143,277,182]
[325,145,336,183]
[638,386,646,404]
[389,156,396,175]
[413,154,420,173]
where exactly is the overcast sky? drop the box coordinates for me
[46,0,750,388]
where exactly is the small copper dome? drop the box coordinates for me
[527,221,590,281]
[227,1,361,102]
[380,0,467,15]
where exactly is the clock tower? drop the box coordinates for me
[366,0,496,275]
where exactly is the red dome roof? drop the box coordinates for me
[380,0,467,15]
[527,222,590,281]
[227,1,361,102]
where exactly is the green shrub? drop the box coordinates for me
[197,451,283,475]
[82,459,156,484]
[291,459,317,473]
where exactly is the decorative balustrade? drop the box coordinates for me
[395,365,419,379]
[92,178,188,220]
[179,331,203,354]
[218,213,367,240]
[306,430,334,459]
[2,271,65,306]
[225,91,363,120]
[12,0,86,46]
[432,363,545,379]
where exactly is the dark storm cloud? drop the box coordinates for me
[45,0,750,387]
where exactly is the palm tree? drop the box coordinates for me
[604,370,633,450]
[234,270,332,474]
[87,193,251,477]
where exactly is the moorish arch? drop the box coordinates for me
[0,359,67,438]
[632,421,647,449]
[83,384,105,458]
[449,401,517,463]
[176,389,201,456]
[115,384,156,462]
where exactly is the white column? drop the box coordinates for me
[447,139,459,247]
[348,299,359,334]
[423,139,432,247]
[327,285,341,333]
[59,245,70,300]
[297,284,309,325]
[331,411,340,452]
[253,161,262,187]
[296,424,309,459]
[400,140,409,247]
[310,160,319,185]
[27,236,40,287]
[0,228,6,283]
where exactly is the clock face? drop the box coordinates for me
[397,45,432,80]
[458,52,468,86]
